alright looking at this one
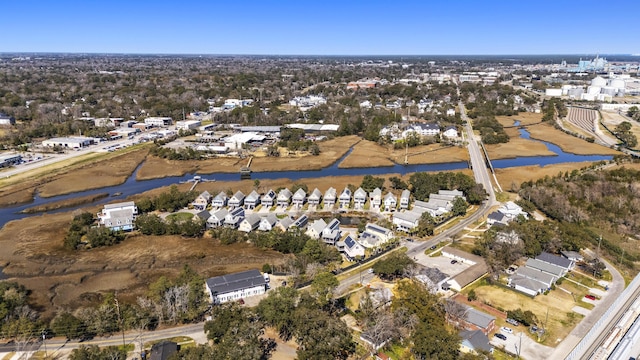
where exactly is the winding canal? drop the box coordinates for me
[0,128,613,229]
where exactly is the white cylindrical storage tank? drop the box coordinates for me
[591,76,607,87]
[587,86,601,95]
[610,79,626,90]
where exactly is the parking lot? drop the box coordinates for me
[490,330,553,359]
[409,244,473,278]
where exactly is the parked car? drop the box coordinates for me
[500,326,513,334]
[430,245,437,250]
[506,318,520,326]
[585,294,597,300]
[494,333,507,340]
[450,259,458,264]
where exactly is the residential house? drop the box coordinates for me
[460,307,496,335]
[370,188,382,209]
[339,188,352,209]
[292,188,307,207]
[359,231,384,248]
[324,187,337,208]
[277,188,293,207]
[239,214,261,232]
[459,330,493,355]
[525,258,567,278]
[211,192,228,208]
[261,189,276,208]
[400,189,411,209]
[383,192,397,212]
[205,269,266,304]
[364,223,394,242]
[508,275,549,297]
[244,190,261,210]
[442,126,459,139]
[308,188,323,206]
[354,187,367,209]
[486,211,508,227]
[561,251,584,263]
[291,214,308,229]
[224,207,245,228]
[228,191,245,209]
[439,189,465,198]
[536,252,575,271]
[446,262,488,292]
[392,211,421,233]
[192,191,212,211]
[258,214,278,231]
[306,219,327,239]
[149,341,178,360]
[413,200,444,217]
[403,123,440,137]
[321,218,341,245]
[512,266,555,289]
[497,201,528,220]
[340,235,365,260]
[98,201,138,231]
[275,217,294,232]
[207,208,228,228]
[194,210,210,223]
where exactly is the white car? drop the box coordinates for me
[501,326,513,334]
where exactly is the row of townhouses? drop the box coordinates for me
[392,190,465,233]
[193,187,414,212]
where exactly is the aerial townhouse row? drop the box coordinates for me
[199,203,394,261]
[191,186,415,213]
[392,190,466,233]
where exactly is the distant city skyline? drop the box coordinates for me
[4,0,639,55]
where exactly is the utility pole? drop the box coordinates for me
[114,294,126,349]
[41,330,48,359]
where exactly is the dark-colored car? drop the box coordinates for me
[450,259,458,264]
[494,333,507,340]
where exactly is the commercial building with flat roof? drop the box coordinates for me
[144,117,173,127]
[42,137,94,149]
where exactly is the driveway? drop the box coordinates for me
[491,330,553,359]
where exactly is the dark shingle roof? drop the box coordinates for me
[536,252,573,269]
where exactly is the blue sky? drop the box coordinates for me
[3,0,639,55]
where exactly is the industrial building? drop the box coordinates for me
[144,117,173,127]
[0,153,22,167]
[41,137,94,149]
[176,120,201,130]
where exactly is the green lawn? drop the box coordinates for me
[166,212,195,222]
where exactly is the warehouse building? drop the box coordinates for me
[144,117,173,127]
[42,137,94,149]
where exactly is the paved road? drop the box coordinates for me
[336,100,498,295]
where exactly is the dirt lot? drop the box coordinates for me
[470,284,583,346]
[0,147,149,207]
[0,210,288,317]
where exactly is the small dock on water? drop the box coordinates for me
[240,156,253,179]
[180,176,215,191]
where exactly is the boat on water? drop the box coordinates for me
[179,176,214,184]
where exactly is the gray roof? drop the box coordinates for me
[525,258,565,277]
[149,341,178,360]
[309,219,327,234]
[324,187,337,199]
[393,211,421,222]
[261,189,276,201]
[211,208,228,220]
[510,275,548,293]
[206,269,266,296]
[536,252,573,269]
[104,201,135,210]
[439,189,464,197]
[231,191,245,202]
[460,330,492,353]
[354,187,367,199]
[242,213,261,226]
[261,213,277,225]
[384,192,397,202]
[400,189,411,200]
[366,223,392,235]
[277,217,294,229]
[278,188,293,199]
[103,208,134,227]
[309,188,323,200]
[516,266,556,285]
[292,188,306,200]
[245,190,261,202]
[195,210,210,220]
[213,192,228,202]
[464,307,495,329]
